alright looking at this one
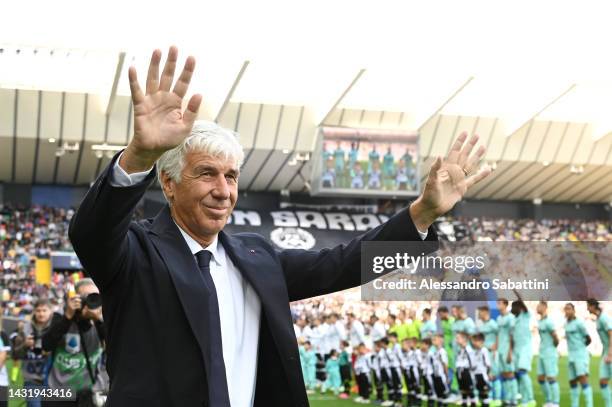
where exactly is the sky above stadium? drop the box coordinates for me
[2,0,612,136]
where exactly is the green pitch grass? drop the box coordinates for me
[3,356,605,406]
[309,356,605,407]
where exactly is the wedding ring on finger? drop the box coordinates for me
[462,167,470,177]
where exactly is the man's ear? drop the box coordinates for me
[160,171,175,202]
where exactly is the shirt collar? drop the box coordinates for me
[174,221,225,268]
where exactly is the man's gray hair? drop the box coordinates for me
[156,121,244,186]
[75,277,96,293]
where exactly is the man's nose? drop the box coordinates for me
[211,175,230,199]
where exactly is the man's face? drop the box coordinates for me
[162,150,239,241]
[456,334,466,347]
[451,307,460,318]
[564,305,575,319]
[34,305,52,324]
[478,309,489,321]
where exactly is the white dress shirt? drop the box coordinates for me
[111,156,262,407]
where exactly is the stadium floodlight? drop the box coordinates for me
[533,198,542,205]
[91,143,126,152]
[62,142,80,152]
[569,165,585,175]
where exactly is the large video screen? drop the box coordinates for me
[311,126,420,198]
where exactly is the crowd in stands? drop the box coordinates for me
[0,206,75,318]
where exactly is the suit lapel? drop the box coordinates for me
[147,205,213,383]
[218,230,287,311]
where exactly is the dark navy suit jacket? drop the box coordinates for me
[68,152,438,407]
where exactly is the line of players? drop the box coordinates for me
[351,324,494,406]
[321,299,611,407]
[321,142,417,190]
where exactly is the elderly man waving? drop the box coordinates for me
[69,46,491,407]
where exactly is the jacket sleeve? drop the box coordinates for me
[277,206,438,301]
[68,150,157,291]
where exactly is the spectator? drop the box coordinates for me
[42,278,106,406]
[12,299,54,407]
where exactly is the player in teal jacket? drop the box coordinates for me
[564,303,593,407]
[497,298,518,406]
[420,308,437,339]
[477,305,501,405]
[303,341,318,391]
[322,350,342,395]
[588,299,612,407]
[537,301,560,407]
[511,300,535,406]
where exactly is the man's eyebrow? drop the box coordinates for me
[193,165,240,176]
[193,165,217,173]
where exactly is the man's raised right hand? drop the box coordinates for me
[120,46,202,174]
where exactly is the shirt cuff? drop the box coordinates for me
[417,229,428,240]
[110,151,154,187]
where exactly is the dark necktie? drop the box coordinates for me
[195,250,231,406]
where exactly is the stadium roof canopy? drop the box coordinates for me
[1,0,612,203]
